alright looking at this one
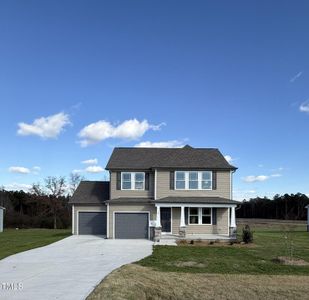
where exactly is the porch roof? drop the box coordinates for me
[154,196,239,205]
[106,197,153,204]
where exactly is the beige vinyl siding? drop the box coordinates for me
[110,171,154,199]
[108,204,156,238]
[171,207,229,235]
[73,205,107,235]
[156,170,231,199]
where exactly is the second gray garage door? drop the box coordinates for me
[115,213,149,239]
[78,212,107,235]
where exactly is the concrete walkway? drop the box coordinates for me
[0,236,153,300]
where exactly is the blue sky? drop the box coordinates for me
[0,1,308,200]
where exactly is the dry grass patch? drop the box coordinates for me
[273,256,309,266]
[87,264,309,300]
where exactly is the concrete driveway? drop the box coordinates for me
[0,236,153,300]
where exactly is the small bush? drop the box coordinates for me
[242,225,253,243]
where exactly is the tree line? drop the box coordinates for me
[0,174,83,229]
[237,193,309,220]
[1,179,308,229]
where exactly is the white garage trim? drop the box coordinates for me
[72,205,74,234]
[106,203,110,238]
[76,210,107,235]
[113,211,150,239]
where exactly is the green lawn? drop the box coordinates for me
[0,228,71,260]
[138,224,309,275]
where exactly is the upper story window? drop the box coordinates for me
[121,172,145,190]
[175,171,212,190]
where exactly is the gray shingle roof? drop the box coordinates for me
[69,181,110,205]
[155,196,239,205]
[106,145,237,170]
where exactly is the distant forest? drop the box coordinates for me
[237,193,309,220]
[0,175,83,229]
[1,187,308,229]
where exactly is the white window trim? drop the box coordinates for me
[121,172,145,190]
[175,171,212,190]
[188,207,212,225]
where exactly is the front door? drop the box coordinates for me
[161,207,171,233]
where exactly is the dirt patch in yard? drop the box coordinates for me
[87,264,309,300]
[168,261,207,268]
[273,256,309,266]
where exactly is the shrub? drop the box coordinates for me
[242,225,253,243]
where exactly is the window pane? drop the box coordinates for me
[135,181,143,190]
[190,208,198,215]
[202,180,211,189]
[190,216,199,224]
[135,173,144,181]
[122,181,131,189]
[122,173,131,181]
[202,208,211,215]
[189,171,198,180]
[202,216,211,224]
[189,181,198,189]
[176,172,185,180]
[202,171,211,180]
[176,181,185,189]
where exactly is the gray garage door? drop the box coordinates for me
[78,212,107,235]
[115,213,149,239]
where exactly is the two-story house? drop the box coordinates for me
[69,145,238,241]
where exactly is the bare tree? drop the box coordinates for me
[69,173,84,196]
[31,176,67,229]
[31,183,45,197]
[45,176,66,197]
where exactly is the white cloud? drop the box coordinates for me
[72,169,83,174]
[233,189,257,201]
[85,166,104,173]
[243,173,282,183]
[8,166,31,174]
[243,175,269,183]
[17,112,70,139]
[271,173,282,178]
[32,166,41,175]
[78,119,165,147]
[224,155,235,163]
[135,140,184,148]
[81,158,98,165]
[3,183,32,192]
[299,101,309,113]
[290,71,303,83]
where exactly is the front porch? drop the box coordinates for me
[154,202,237,242]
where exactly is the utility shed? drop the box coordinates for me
[0,206,4,233]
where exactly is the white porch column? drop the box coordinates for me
[156,205,161,227]
[180,206,186,227]
[230,206,236,227]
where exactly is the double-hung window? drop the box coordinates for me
[175,171,186,189]
[188,207,212,225]
[121,172,145,190]
[175,171,212,190]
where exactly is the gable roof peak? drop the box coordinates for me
[183,144,193,149]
